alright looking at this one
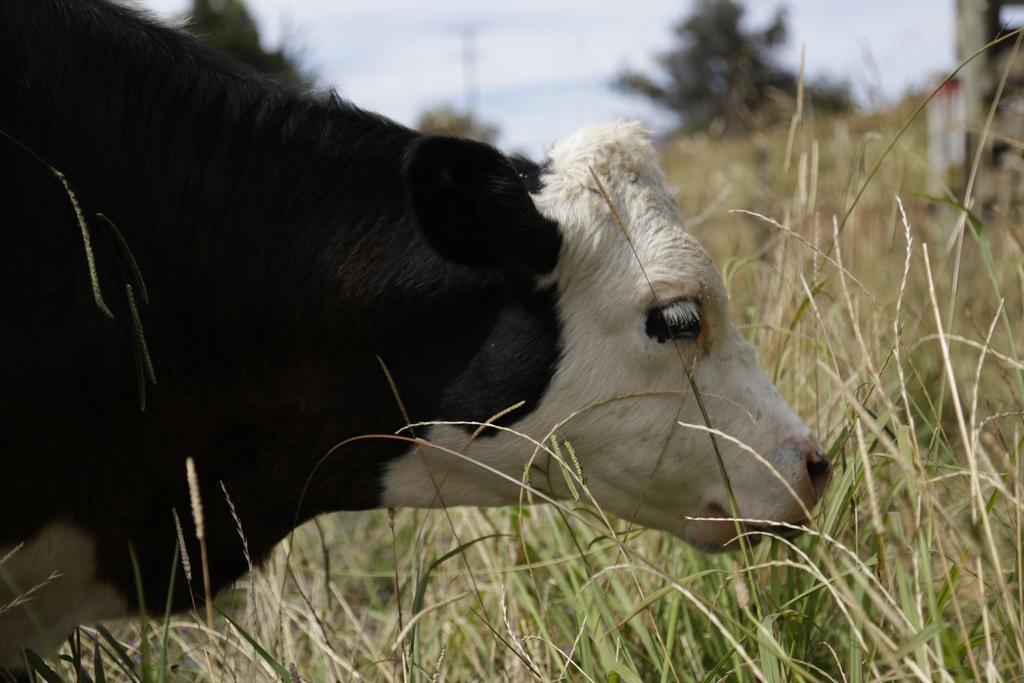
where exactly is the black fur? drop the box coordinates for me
[0,0,561,627]
[511,157,550,196]
[404,136,561,274]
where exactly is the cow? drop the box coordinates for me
[0,0,831,670]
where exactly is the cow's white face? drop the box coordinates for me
[387,121,828,550]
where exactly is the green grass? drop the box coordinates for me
[14,76,1024,683]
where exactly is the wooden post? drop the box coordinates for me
[957,0,988,196]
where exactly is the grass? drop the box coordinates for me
[14,74,1024,682]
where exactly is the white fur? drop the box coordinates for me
[0,524,128,669]
[383,121,819,549]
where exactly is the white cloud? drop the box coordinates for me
[141,0,956,152]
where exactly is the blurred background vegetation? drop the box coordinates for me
[615,0,853,136]
[184,0,306,81]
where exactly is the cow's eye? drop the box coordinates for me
[645,298,702,343]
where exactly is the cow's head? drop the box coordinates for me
[390,121,829,550]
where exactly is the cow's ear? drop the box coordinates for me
[403,136,561,274]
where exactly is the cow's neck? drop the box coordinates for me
[3,1,562,607]
[7,3,419,310]
[7,2,445,414]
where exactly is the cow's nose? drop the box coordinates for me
[804,446,831,500]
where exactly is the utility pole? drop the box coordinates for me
[456,23,480,116]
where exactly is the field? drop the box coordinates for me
[18,88,1024,681]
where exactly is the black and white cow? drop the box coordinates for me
[0,0,830,667]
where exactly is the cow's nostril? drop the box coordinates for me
[805,449,831,497]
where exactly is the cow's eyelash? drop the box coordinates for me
[645,298,702,343]
[662,298,700,328]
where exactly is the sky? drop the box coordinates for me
[142,0,957,157]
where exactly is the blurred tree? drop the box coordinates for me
[615,0,852,136]
[184,0,306,82]
[416,104,499,143]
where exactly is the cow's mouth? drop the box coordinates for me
[698,503,809,546]
[745,520,808,540]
